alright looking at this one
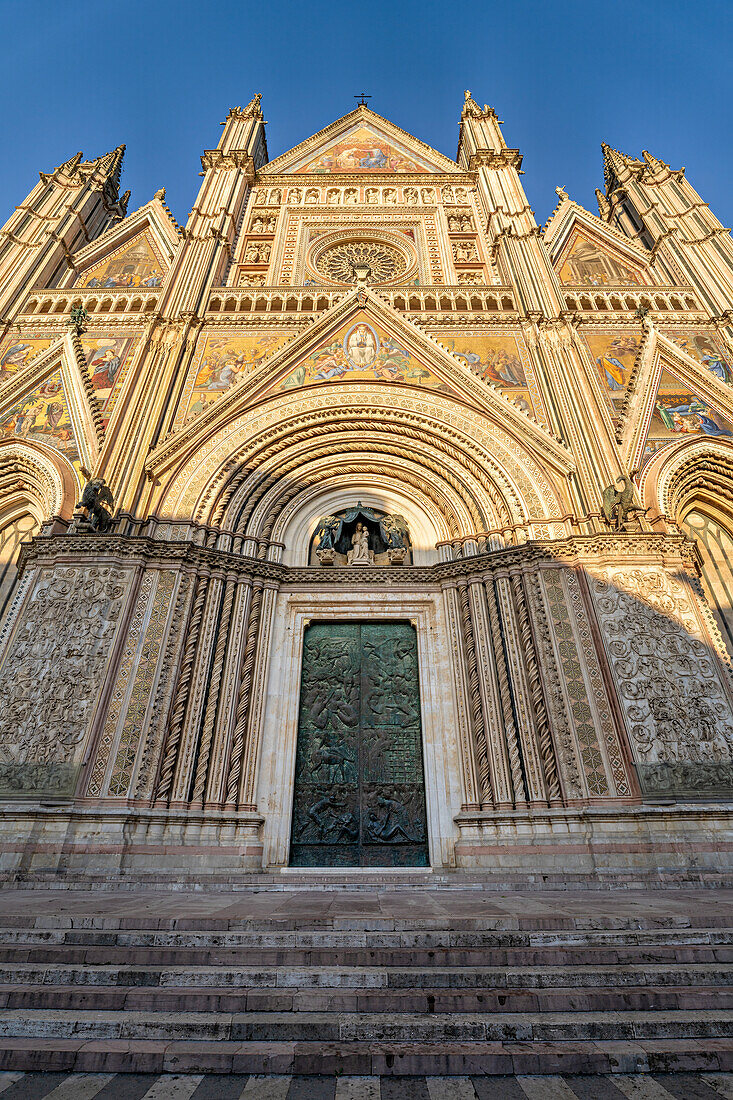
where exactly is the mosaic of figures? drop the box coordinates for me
[279,316,451,394]
[179,331,296,423]
[586,329,733,421]
[77,232,165,289]
[0,338,55,385]
[665,330,733,385]
[293,126,436,174]
[559,232,643,286]
[584,330,641,412]
[0,334,137,426]
[0,372,80,469]
[642,367,733,467]
[431,331,544,423]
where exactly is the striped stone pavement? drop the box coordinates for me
[0,1074,731,1099]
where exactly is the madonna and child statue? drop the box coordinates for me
[313,504,410,567]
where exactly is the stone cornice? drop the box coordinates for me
[16,531,697,586]
[200,150,256,178]
[469,149,523,172]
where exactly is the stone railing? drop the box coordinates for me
[561,285,699,313]
[17,287,160,319]
[205,285,518,317]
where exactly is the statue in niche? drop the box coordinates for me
[313,505,411,566]
[347,522,374,565]
[75,477,114,532]
[602,474,648,530]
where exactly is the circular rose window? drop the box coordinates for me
[315,240,408,285]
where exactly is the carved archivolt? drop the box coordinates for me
[156,388,564,536]
[642,437,733,524]
[0,439,77,522]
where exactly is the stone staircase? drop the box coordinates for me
[0,902,731,1076]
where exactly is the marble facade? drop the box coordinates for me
[0,94,732,885]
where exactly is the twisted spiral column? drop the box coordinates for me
[191,576,237,803]
[155,575,208,802]
[457,581,492,803]
[484,578,527,804]
[511,571,561,802]
[226,581,264,806]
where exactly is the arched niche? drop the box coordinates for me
[275,479,449,567]
[679,503,733,656]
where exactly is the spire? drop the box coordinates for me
[642,149,671,175]
[95,144,126,190]
[601,143,635,189]
[58,150,84,175]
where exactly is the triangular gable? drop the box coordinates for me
[75,228,167,289]
[618,326,733,470]
[262,107,461,176]
[65,196,179,291]
[0,334,103,480]
[557,229,643,286]
[148,290,573,480]
[544,196,652,285]
[0,332,139,430]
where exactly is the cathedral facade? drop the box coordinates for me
[0,92,732,883]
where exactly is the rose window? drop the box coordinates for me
[315,241,407,285]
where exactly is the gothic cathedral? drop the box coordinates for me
[0,92,732,883]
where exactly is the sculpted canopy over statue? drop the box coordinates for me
[314,506,411,564]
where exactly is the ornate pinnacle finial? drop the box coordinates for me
[595,188,611,219]
[555,185,569,202]
[154,187,166,201]
[642,149,670,174]
[243,92,263,118]
[462,90,482,118]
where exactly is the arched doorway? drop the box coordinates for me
[0,505,40,622]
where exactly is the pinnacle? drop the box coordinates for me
[601,143,635,189]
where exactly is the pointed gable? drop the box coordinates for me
[75,229,167,289]
[263,108,461,176]
[277,313,451,392]
[642,366,733,468]
[558,229,643,286]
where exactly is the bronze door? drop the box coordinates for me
[289,621,429,867]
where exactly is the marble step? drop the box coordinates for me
[2,982,729,1014]
[2,942,729,967]
[0,961,727,989]
[0,1036,730,1075]
[0,1008,731,1042]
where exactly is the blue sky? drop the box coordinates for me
[1,0,731,229]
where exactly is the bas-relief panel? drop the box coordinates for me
[0,565,129,797]
[178,331,297,425]
[590,566,733,798]
[294,125,434,174]
[77,231,165,289]
[0,372,81,471]
[427,331,545,424]
[558,232,642,286]
[278,316,451,395]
